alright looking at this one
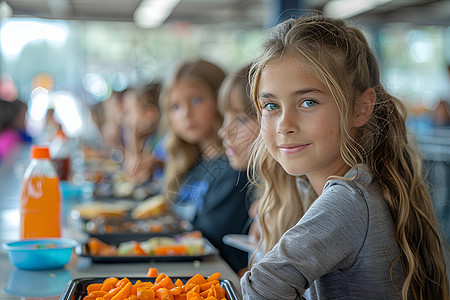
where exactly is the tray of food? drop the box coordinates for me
[76,231,217,263]
[73,195,192,243]
[60,272,240,300]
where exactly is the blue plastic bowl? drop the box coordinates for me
[2,238,77,270]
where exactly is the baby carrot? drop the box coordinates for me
[147,267,159,277]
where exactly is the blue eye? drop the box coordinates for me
[170,103,180,111]
[263,103,279,111]
[238,116,249,123]
[191,97,202,105]
[301,100,317,108]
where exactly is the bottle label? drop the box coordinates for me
[27,178,44,199]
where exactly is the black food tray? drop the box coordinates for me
[76,238,217,263]
[79,212,193,242]
[89,231,185,247]
[60,276,240,300]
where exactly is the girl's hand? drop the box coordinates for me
[249,218,261,244]
[248,201,261,243]
[124,151,163,184]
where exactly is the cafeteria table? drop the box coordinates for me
[0,145,242,299]
[0,246,242,299]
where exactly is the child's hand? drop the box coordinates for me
[124,151,163,184]
[248,201,261,243]
[249,200,259,218]
[249,218,261,244]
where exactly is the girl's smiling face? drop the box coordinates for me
[258,57,349,192]
[219,85,259,170]
[168,78,220,147]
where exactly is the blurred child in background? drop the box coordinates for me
[217,63,262,267]
[101,91,127,151]
[160,59,250,273]
[122,83,164,185]
[0,98,30,163]
[218,63,259,171]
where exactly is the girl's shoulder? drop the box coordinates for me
[299,169,378,244]
[324,167,375,196]
[318,167,386,216]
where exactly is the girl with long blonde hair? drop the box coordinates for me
[159,59,251,273]
[241,14,449,299]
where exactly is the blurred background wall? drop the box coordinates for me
[0,0,448,136]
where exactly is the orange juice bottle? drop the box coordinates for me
[20,145,62,239]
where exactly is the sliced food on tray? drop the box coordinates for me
[87,231,206,257]
[72,195,190,235]
[73,201,135,220]
[74,194,169,221]
[131,194,170,219]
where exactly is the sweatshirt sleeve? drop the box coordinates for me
[240,181,369,300]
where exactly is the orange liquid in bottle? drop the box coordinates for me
[20,176,61,239]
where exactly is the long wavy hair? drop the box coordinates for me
[249,14,449,299]
[159,59,225,201]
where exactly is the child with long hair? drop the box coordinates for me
[218,63,259,171]
[159,59,250,273]
[218,63,262,272]
[241,14,449,299]
[122,83,163,185]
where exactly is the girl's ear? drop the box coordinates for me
[351,88,376,128]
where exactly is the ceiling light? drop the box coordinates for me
[133,0,181,28]
[324,0,393,18]
[1,19,69,59]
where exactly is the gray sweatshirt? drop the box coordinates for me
[241,168,406,299]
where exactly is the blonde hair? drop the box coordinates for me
[160,59,225,200]
[249,14,449,299]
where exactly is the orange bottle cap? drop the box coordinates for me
[30,145,51,159]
